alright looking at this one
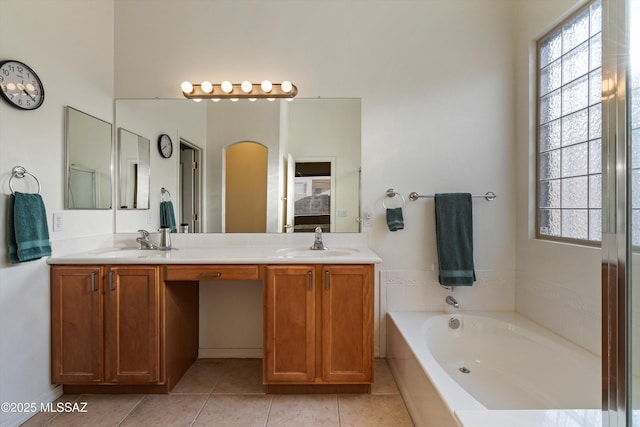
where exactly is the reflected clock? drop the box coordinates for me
[158,134,173,158]
[0,60,45,110]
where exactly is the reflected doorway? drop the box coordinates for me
[285,158,334,233]
[179,139,202,233]
[224,141,268,233]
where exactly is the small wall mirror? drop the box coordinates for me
[65,106,112,209]
[118,128,150,210]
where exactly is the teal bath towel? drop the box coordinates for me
[160,201,177,233]
[434,193,476,286]
[386,207,405,231]
[6,192,51,264]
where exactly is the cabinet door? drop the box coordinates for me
[264,265,315,383]
[105,266,160,383]
[51,266,104,384]
[321,265,374,383]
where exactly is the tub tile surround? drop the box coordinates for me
[516,273,601,356]
[378,268,515,357]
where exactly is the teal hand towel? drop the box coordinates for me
[7,192,51,264]
[434,193,476,286]
[160,201,177,233]
[386,207,404,231]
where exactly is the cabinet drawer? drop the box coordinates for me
[164,265,261,281]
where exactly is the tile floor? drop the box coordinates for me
[21,359,414,426]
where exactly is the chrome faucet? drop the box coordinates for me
[310,226,327,250]
[445,295,459,308]
[136,229,158,250]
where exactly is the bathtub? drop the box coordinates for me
[386,311,601,427]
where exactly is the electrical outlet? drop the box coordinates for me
[363,207,373,227]
[53,212,64,232]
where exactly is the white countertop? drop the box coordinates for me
[47,232,382,265]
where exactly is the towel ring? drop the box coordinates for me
[383,188,405,209]
[9,166,41,195]
[161,187,172,201]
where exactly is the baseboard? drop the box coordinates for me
[0,385,63,427]
[198,348,263,358]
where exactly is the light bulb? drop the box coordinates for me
[261,80,272,93]
[201,81,213,93]
[192,98,202,103]
[267,98,275,102]
[281,81,293,93]
[211,98,221,102]
[221,81,233,93]
[230,98,239,102]
[181,81,194,94]
[249,98,257,102]
[241,81,253,93]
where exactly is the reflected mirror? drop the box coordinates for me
[65,106,112,209]
[114,98,360,233]
[118,128,150,210]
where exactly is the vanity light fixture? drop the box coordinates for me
[180,79,298,100]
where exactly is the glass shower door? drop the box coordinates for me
[604,0,639,425]
[631,2,639,424]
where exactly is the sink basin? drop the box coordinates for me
[275,247,359,258]
[87,248,177,258]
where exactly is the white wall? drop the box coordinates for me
[0,1,114,426]
[0,2,604,425]
[206,102,281,233]
[285,98,361,233]
[114,99,207,232]
[513,0,602,356]
[114,0,519,357]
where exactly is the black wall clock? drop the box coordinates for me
[0,60,45,110]
[158,134,173,158]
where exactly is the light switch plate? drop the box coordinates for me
[53,212,64,232]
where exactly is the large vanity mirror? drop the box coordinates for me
[64,106,112,209]
[118,128,150,210]
[114,98,361,233]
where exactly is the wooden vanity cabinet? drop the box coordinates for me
[263,264,374,390]
[51,265,160,385]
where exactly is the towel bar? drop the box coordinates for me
[409,191,497,202]
[9,166,41,195]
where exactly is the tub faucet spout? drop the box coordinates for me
[445,295,459,308]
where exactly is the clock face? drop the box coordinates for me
[0,60,44,110]
[158,134,173,158]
